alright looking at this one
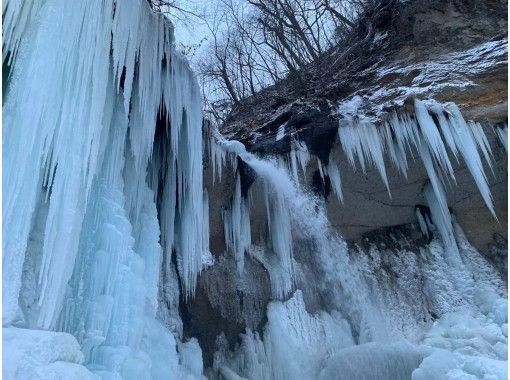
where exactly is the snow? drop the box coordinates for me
[337,37,507,120]
[3,327,98,379]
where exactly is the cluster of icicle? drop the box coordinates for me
[3,0,208,377]
[211,131,306,298]
[336,99,502,222]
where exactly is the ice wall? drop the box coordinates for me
[3,0,208,378]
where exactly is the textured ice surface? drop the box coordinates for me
[3,327,98,379]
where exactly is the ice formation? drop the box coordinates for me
[496,124,508,153]
[336,98,500,220]
[210,96,507,379]
[338,120,390,194]
[3,0,507,378]
[3,0,207,377]
[223,175,251,274]
[211,138,507,378]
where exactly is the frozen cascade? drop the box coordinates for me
[215,131,384,326]
[3,0,507,378]
[3,0,208,378]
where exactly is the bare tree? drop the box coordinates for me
[149,0,367,126]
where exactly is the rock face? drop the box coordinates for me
[183,0,508,368]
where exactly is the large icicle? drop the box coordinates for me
[414,99,456,182]
[443,103,496,218]
[223,175,252,274]
[3,0,117,327]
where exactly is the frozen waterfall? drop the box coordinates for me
[3,0,207,378]
[2,0,507,379]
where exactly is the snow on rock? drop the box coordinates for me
[338,37,508,120]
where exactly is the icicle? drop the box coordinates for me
[414,99,456,182]
[208,130,227,184]
[443,103,496,218]
[416,139,451,225]
[423,183,475,301]
[338,122,390,195]
[495,124,508,152]
[265,190,294,298]
[423,183,460,266]
[289,149,299,183]
[327,160,343,202]
[467,121,494,173]
[3,0,206,330]
[295,140,310,177]
[276,123,286,141]
[427,102,460,162]
[381,121,409,177]
[223,175,251,274]
[338,123,365,172]
[317,159,326,180]
[414,206,432,238]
